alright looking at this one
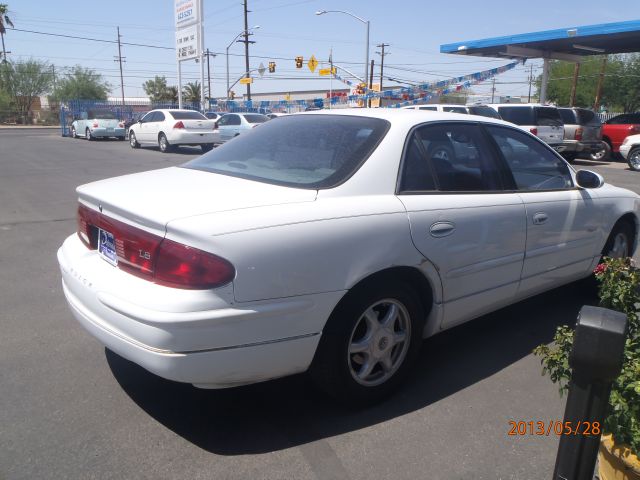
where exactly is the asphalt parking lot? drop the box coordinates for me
[1,128,638,480]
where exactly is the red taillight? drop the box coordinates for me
[173,121,185,129]
[630,125,640,134]
[155,239,235,289]
[76,203,234,289]
[529,127,538,136]
[92,122,99,128]
[575,127,583,141]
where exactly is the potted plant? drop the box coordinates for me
[534,257,640,480]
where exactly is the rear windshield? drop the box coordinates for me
[169,110,207,120]
[576,109,600,125]
[183,115,390,189]
[88,110,116,119]
[558,109,577,124]
[467,106,501,119]
[244,114,269,124]
[535,107,563,126]
[498,106,535,125]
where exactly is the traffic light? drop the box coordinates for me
[295,56,303,68]
[268,61,276,73]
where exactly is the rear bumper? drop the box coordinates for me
[168,130,216,145]
[559,140,603,154]
[57,234,339,388]
[91,127,125,137]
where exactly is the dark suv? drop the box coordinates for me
[557,108,604,161]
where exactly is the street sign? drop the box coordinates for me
[318,68,331,76]
[308,55,318,73]
[240,77,254,85]
[258,63,265,77]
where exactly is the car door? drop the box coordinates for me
[147,111,165,143]
[397,122,527,329]
[485,125,603,297]
[220,114,241,142]
[136,111,156,143]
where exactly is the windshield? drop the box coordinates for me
[183,115,390,189]
[88,110,117,119]
[169,110,207,120]
[244,114,269,124]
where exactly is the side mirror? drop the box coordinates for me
[576,170,604,189]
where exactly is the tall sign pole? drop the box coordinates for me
[199,2,205,111]
[175,0,203,109]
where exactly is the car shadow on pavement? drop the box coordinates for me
[106,280,597,455]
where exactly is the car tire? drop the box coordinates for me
[85,128,93,141]
[590,142,610,161]
[70,126,77,139]
[310,280,425,405]
[627,146,640,172]
[201,144,213,153]
[158,133,172,153]
[129,131,140,149]
[602,221,634,259]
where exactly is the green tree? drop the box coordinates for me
[143,75,178,103]
[539,55,640,112]
[52,66,110,101]
[0,3,14,63]
[0,59,52,123]
[182,81,201,103]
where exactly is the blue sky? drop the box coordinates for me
[4,0,639,100]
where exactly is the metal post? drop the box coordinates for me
[116,27,125,112]
[527,64,533,103]
[178,61,183,109]
[368,59,374,108]
[206,48,211,103]
[364,20,370,91]
[552,306,628,480]
[243,0,251,101]
[540,57,550,104]
[226,46,230,101]
[199,9,205,112]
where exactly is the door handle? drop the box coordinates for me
[429,221,455,238]
[532,212,548,225]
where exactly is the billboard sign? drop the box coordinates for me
[176,25,200,61]
[175,0,199,29]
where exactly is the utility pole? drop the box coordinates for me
[376,43,389,107]
[51,64,57,97]
[491,77,496,103]
[368,59,375,108]
[594,56,607,112]
[203,49,216,104]
[569,62,581,107]
[115,27,126,112]
[242,0,252,100]
[527,64,533,103]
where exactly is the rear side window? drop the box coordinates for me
[399,123,503,192]
[498,106,535,125]
[185,115,389,189]
[169,111,207,120]
[468,106,501,119]
[243,114,269,124]
[536,107,563,126]
[419,106,437,111]
[558,109,577,124]
[607,114,640,124]
[486,125,573,191]
[443,106,468,114]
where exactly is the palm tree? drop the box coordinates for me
[166,86,178,104]
[0,4,14,63]
[182,81,201,103]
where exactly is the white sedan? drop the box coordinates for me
[58,109,639,403]
[212,112,270,145]
[128,109,216,153]
[620,134,640,171]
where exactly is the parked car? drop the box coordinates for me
[557,107,604,161]
[212,113,269,144]
[401,104,501,119]
[619,134,640,171]
[70,109,125,141]
[487,104,565,150]
[58,109,639,404]
[123,112,149,139]
[267,113,288,119]
[601,113,640,158]
[128,109,216,153]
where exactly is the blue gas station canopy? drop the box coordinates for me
[440,20,640,60]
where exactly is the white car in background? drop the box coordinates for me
[58,110,639,404]
[213,112,270,144]
[620,134,640,171]
[128,109,216,153]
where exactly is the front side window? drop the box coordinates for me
[226,115,241,126]
[399,123,503,192]
[185,115,389,188]
[155,112,166,122]
[486,125,573,191]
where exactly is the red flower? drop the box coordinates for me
[593,263,608,275]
